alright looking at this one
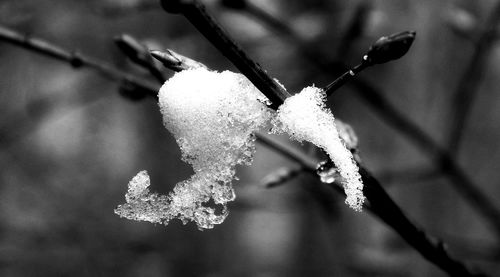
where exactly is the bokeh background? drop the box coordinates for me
[1,0,500,276]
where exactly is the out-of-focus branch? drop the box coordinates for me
[114,34,166,83]
[0,25,158,99]
[377,165,442,185]
[153,1,487,271]
[92,0,157,17]
[219,0,500,240]
[336,2,371,55]
[446,2,500,153]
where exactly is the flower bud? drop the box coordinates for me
[364,31,416,65]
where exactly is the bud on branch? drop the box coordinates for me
[364,30,416,65]
[324,30,416,96]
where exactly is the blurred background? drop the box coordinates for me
[1,0,500,276]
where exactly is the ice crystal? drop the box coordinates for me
[115,68,271,229]
[116,69,365,230]
[273,86,365,211]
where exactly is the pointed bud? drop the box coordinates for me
[151,49,207,72]
[364,31,416,65]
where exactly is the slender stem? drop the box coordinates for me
[0,25,158,97]
[446,2,500,153]
[324,62,369,97]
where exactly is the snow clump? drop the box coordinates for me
[272,86,365,210]
[115,68,364,230]
[115,68,271,230]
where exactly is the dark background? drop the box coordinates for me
[0,0,499,276]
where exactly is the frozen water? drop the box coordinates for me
[115,171,170,224]
[116,69,364,230]
[273,86,365,211]
[115,68,271,229]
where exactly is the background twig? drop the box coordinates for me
[446,2,500,153]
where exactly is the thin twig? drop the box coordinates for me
[221,0,500,240]
[157,1,487,274]
[446,2,500,153]
[0,25,158,98]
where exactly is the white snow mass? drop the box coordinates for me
[115,68,364,230]
[272,86,365,211]
[115,68,271,229]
